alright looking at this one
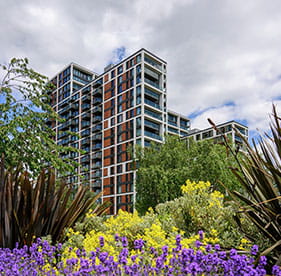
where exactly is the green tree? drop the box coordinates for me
[0,58,77,174]
[135,135,242,214]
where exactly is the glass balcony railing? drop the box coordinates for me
[92,162,102,169]
[93,116,102,122]
[144,130,162,141]
[92,124,102,132]
[168,127,179,134]
[93,106,102,113]
[144,78,161,90]
[144,119,160,131]
[144,98,161,110]
[92,152,102,159]
[92,170,102,178]
[93,98,102,105]
[144,87,160,101]
[168,120,177,127]
[93,143,102,150]
[92,134,102,141]
[144,56,162,71]
[144,109,162,120]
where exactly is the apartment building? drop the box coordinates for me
[183,121,248,146]
[47,48,190,215]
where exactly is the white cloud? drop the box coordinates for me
[0,0,280,138]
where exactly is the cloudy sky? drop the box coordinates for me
[1,0,281,138]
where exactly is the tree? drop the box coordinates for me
[0,58,77,174]
[134,135,242,214]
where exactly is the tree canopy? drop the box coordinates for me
[0,58,76,174]
[134,135,242,214]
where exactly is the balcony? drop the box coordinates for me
[93,88,102,96]
[81,129,90,137]
[58,105,71,115]
[81,121,90,128]
[70,103,79,110]
[92,161,102,169]
[144,55,162,71]
[168,120,177,127]
[144,130,162,141]
[57,131,68,139]
[81,138,90,146]
[92,179,102,188]
[82,95,91,103]
[82,113,90,120]
[93,97,102,105]
[81,155,90,163]
[93,106,102,114]
[92,79,103,88]
[92,133,102,141]
[144,67,160,80]
[92,124,102,132]
[93,115,102,123]
[144,109,162,120]
[93,143,102,150]
[82,103,91,111]
[144,119,160,131]
[144,78,161,90]
[92,151,102,159]
[144,87,160,101]
[92,170,102,178]
[144,98,161,110]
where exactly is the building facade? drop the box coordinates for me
[183,121,248,146]
[47,48,190,215]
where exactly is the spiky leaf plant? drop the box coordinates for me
[210,105,281,265]
[0,157,110,248]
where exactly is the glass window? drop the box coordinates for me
[117,114,123,123]
[118,85,122,93]
[111,70,115,78]
[117,66,123,74]
[111,117,115,126]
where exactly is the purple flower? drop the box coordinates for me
[121,236,128,247]
[198,230,204,240]
[251,245,259,256]
[99,236,105,247]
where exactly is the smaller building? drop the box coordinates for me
[166,110,190,137]
[183,120,248,146]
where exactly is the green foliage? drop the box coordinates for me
[135,135,241,214]
[0,157,110,248]
[225,105,281,264]
[155,180,246,249]
[0,58,77,174]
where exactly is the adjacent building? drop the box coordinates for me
[183,121,248,146]
[47,48,190,215]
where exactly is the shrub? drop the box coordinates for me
[155,180,251,249]
[0,158,110,248]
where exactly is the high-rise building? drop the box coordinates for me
[47,48,190,214]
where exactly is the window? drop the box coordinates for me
[136,54,141,63]
[117,165,122,173]
[118,85,122,93]
[117,66,123,74]
[111,117,115,126]
[110,166,115,174]
[111,70,115,78]
[117,114,123,123]
[117,95,122,104]
[136,107,141,115]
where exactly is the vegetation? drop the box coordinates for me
[0,58,77,174]
[135,135,241,214]
[213,105,281,265]
[0,157,110,248]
